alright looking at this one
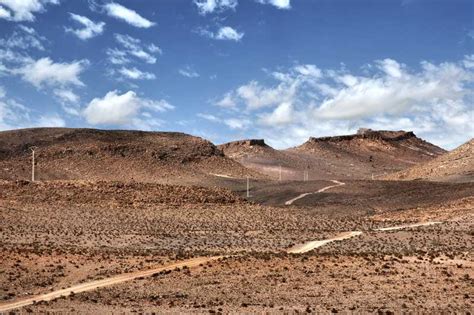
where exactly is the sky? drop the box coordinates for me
[0,0,472,149]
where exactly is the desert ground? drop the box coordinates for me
[0,128,473,313]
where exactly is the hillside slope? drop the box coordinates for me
[218,139,306,179]
[219,129,445,180]
[0,128,257,184]
[384,139,473,182]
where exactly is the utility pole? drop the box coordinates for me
[30,147,37,182]
[246,176,250,198]
[279,165,282,181]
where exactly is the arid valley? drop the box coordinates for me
[0,127,472,313]
[1,0,473,313]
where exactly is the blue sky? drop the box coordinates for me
[0,0,472,149]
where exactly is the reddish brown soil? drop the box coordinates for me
[0,128,472,313]
[17,254,473,314]
[219,129,445,180]
[0,128,260,184]
[385,138,474,182]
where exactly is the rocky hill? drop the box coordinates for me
[385,139,473,182]
[0,128,256,184]
[219,129,446,180]
[218,139,309,180]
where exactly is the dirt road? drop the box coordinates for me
[1,219,445,312]
[0,175,447,312]
[286,221,443,254]
[0,256,224,313]
[375,221,442,231]
[287,231,363,254]
[285,180,345,205]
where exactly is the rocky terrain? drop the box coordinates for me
[32,253,471,314]
[0,128,259,184]
[0,128,472,313]
[386,139,474,182]
[219,129,445,180]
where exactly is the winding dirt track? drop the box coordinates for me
[0,180,446,312]
[0,256,224,313]
[375,221,442,231]
[284,180,345,205]
[287,231,363,254]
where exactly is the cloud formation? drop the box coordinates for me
[193,0,237,15]
[0,0,58,22]
[210,56,474,149]
[54,88,79,104]
[118,67,156,80]
[104,2,154,28]
[16,57,88,88]
[198,26,244,41]
[256,0,291,9]
[66,13,105,40]
[0,25,45,50]
[83,90,173,128]
[0,86,65,130]
[110,34,160,64]
[178,66,200,78]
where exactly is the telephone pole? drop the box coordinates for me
[30,147,37,182]
[246,176,250,198]
[279,165,282,181]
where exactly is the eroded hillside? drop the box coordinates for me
[0,128,259,184]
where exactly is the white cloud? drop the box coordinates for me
[36,114,66,127]
[0,24,45,50]
[215,92,236,108]
[259,101,294,126]
[104,2,155,28]
[315,59,470,120]
[0,0,59,22]
[0,47,35,67]
[16,57,88,88]
[236,80,297,109]
[0,88,66,130]
[66,13,105,40]
[216,26,244,41]
[463,54,474,69]
[0,96,31,130]
[54,88,79,104]
[197,26,244,41]
[376,58,403,78]
[54,89,81,116]
[224,118,250,130]
[256,0,291,9]
[112,34,159,64]
[294,64,322,78]
[178,66,199,78]
[211,56,474,149]
[106,48,130,65]
[147,43,162,54]
[198,113,219,122]
[118,67,156,80]
[193,0,238,15]
[83,90,173,127]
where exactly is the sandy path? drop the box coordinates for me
[285,180,345,205]
[0,256,224,313]
[287,231,363,254]
[209,173,237,179]
[1,219,445,312]
[287,221,443,254]
[375,221,442,231]
[0,175,447,312]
